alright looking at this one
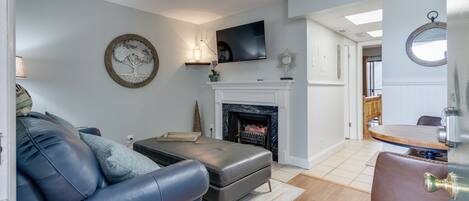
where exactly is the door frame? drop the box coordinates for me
[343,44,356,139]
[0,0,16,200]
[356,40,381,140]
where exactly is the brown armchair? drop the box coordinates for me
[371,152,449,201]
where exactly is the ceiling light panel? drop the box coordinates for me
[345,9,383,25]
[367,30,383,38]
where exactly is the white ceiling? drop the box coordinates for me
[105,0,280,24]
[308,0,383,42]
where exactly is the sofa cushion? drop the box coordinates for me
[16,117,107,201]
[45,112,80,136]
[134,137,272,187]
[80,133,160,184]
[17,170,45,201]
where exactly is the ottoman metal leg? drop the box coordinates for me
[268,180,272,192]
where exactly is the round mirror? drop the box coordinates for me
[406,21,447,67]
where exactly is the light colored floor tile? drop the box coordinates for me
[350,180,373,193]
[337,163,366,173]
[362,167,375,176]
[271,162,285,171]
[295,139,381,192]
[272,170,297,183]
[324,174,353,186]
[302,169,329,178]
[354,174,374,184]
[279,165,305,175]
[309,164,336,173]
[328,168,360,179]
[320,158,344,167]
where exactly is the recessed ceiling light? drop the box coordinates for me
[345,9,383,25]
[367,30,383,37]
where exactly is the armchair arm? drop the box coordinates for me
[78,127,102,136]
[371,152,448,201]
[86,160,209,201]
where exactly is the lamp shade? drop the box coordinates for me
[16,56,27,78]
[193,47,202,62]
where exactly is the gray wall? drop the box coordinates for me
[382,0,447,124]
[198,0,311,161]
[16,0,207,144]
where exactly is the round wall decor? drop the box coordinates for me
[105,34,159,88]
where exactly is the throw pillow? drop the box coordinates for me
[80,133,160,184]
[16,84,32,116]
[45,112,80,136]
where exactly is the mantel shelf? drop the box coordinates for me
[185,62,211,66]
[207,80,295,90]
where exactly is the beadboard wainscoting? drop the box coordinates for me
[382,80,447,125]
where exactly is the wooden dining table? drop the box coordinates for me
[369,125,448,151]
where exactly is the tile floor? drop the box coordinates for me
[271,139,382,193]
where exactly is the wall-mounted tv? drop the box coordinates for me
[216,21,267,63]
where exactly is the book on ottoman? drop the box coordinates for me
[156,132,201,142]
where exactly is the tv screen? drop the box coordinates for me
[216,21,267,63]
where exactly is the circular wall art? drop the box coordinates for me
[105,34,159,88]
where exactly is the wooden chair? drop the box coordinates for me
[363,95,383,139]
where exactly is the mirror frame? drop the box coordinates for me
[406,21,447,67]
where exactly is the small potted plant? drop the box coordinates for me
[208,60,220,82]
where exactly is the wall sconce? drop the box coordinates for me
[16,56,27,79]
[193,46,202,62]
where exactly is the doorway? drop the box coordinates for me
[363,46,383,97]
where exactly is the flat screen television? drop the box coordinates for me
[216,21,267,63]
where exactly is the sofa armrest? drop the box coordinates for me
[78,127,102,136]
[86,160,209,201]
[371,152,448,201]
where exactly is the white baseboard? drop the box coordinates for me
[286,155,311,169]
[307,140,345,169]
[284,140,345,169]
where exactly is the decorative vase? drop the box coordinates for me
[209,69,220,82]
[209,74,220,82]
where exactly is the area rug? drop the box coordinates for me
[240,179,304,201]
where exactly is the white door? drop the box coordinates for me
[0,0,16,200]
[343,44,357,139]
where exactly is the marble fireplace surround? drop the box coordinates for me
[209,80,294,164]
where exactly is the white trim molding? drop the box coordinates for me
[307,140,345,168]
[208,80,294,165]
[0,0,16,200]
[308,80,345,86]
[383,80,447,86]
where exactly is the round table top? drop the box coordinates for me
[369,125,448,151]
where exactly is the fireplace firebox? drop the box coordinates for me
[223,104,278,161]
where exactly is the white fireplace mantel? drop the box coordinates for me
[208,80,294,164]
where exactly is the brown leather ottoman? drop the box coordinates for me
[134,137,272,201]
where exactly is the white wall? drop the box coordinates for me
[382,0,447,124]
[307,20,356,165]
[16,0,208,144]
[198,0,311,164]
[288,0,364,18]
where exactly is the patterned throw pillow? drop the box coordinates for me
[80,133,160,184]
[16,84,32,116]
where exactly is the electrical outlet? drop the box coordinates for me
[126,135,135,148]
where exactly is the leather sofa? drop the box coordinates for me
[371,152,449,201]
[16,113,210,201]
